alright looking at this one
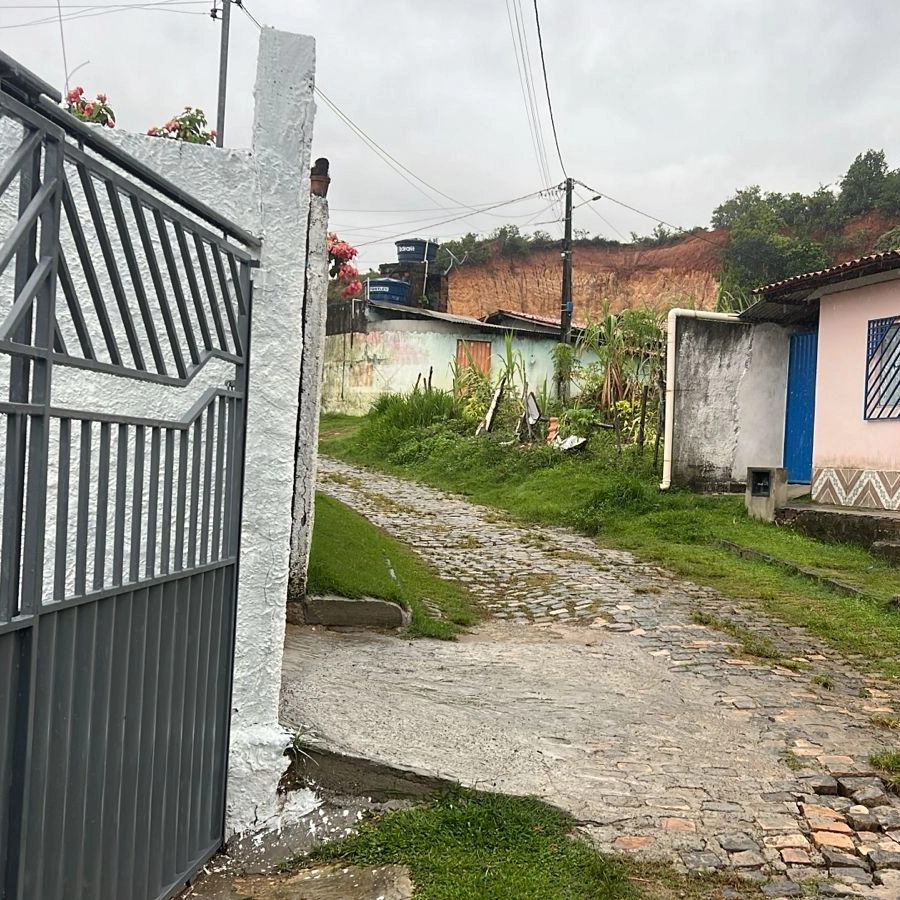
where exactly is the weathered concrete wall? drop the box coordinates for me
[671,317,793,490]
[812,280,900,509]
[321,321,561,416]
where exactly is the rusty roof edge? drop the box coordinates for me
[754,249,900,299]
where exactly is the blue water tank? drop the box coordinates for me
[395,238,438,263]
[366,277,410,304]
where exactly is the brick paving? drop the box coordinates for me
[290,457,900,897]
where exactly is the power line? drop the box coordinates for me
[317,85,551,229]
[353,189,546,247]
[573,187,627,241]
[513,0,560,218]
[576,179,727,248]
[0,1,206,28]
[504,0,555,215]
[532,0,567,178]
[55,0,70,93]
[234,0,259,29]
[315,87,461,212]
[331,193,561,233]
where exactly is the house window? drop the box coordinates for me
[456,340,491,377]
[865,315,900,419]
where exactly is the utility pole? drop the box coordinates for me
[559,176,574,344]
[215,0,231,148]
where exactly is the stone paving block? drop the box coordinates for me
[853,786,890,808]
[611,835,651,851]
[730,849,766,867]
[874,870,900,891]
[659,817,695,832]
[838,776,884,797]
[761,880,802,897]
[847,806,879,831]
[831,866,874,886]
[872,806,900,831]
[813,831,856,852]
[758,814,802,832]
[820,756,859,776]
[821,848,867,869]
[866,849,900,870]
[679,850,723,870]
[767,833,811,850]
[802,803,846,820]
[717,832,760,853]
[817,885,865,897]
[780,848,810,865]
[801,774,840,795]
[807,816,853,834]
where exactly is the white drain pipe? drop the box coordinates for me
[660,308,741,490]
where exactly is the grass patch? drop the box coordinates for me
[302,787,758,900]
[812,673,835,691]
[870,750,900,774]
[689,609,796,665]
[308,493,478,639]
[320,406,900,680]
[318,411,364,441]
[871,714,900,730]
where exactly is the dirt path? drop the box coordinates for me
[280,458,900,896]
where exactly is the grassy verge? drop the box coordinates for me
[318,408,900,680]
[302,787,759,900]
[308,492,478,639]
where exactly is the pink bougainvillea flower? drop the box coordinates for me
[336,262,358,280]
[209,129,217,138]
[83,102,95,115]
[341,280,363,299]
[96,92,107,102]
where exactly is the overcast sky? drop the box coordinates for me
[6,1,900,269]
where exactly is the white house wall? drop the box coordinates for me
[322,322,561,415]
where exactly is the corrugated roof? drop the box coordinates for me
[480,308,587,333]
[367,300,558,335]
[754,249,900,298]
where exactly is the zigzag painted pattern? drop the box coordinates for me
[812,467,900,510]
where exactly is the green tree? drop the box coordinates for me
[876,169,900,216]
[873,225,900,253]
[717,203,829,310]
[711,186,767,228]
[839,149,888,217]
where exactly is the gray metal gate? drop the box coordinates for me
[0,54,258,900]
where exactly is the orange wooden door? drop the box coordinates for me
[456,339,491,376]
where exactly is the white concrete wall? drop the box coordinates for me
[322,321,560,416]
[0,28,320,835]
[671,317,794,489]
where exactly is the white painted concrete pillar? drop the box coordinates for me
[288,195,329,610]
[224,27,319,834]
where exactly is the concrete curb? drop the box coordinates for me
[287,594,411,629]
[284,744,456,801]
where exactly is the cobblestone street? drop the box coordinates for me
[280,458,900,897]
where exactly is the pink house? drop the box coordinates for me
[743,251,900,510]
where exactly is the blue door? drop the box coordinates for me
[783,330,818,483]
